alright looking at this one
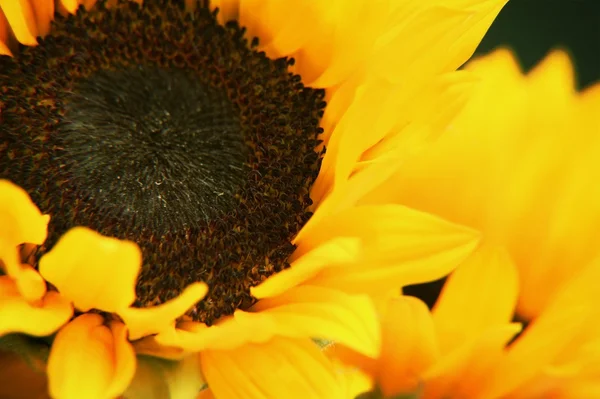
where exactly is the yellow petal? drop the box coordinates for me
[0,180,49,279]
[432,244,519,354]
[422,323,522,399]
[119,282,208,340]
[251,237,361,299]
[58,0,79,13]
[201,337,346,399]
[158,286,380,359]
[13,263,47,302]
[481,255,600,397]
[132,335,188,360]
[0,6,13,55]
[0,275,72,336]
[251,286,381,358]
[47,314,136,399]
[300,205,480,295]
[0,0,37,45]
[376,296,439,397]
[371,0,507,85]
[30,0,54,37]
[480,308,589,398]
[39,227,141,313]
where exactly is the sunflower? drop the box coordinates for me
[328,50,600,398]
[0,0,506,398]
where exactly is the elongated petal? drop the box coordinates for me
[39,227,141,313]
[432,244,519,354]
[0,276,72,336]
[132,336,187,360]
[201,337,347,399]
[251,286,381,358]
[47,314,136,399]
[371,0,507,85]
[299,205,480,294]
[157,286,380,359]
[377,296,439,397]
[30,0,54,37]
[0,0,37,45]
[0,6,12,55]
[422,323,522,399]
[119,282,208,340]
[251,237,361,299]
[481,256,600,398]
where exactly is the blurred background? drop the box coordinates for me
[406,0,600,307]
[472,0,600,89]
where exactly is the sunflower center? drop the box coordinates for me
[60,66,245,232]
[0,0,325,324]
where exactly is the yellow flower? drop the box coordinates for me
[328,50,600,398]
[0,0,506,398]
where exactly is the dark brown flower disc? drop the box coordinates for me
[0,0,326,325]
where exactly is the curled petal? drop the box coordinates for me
[13,263,47,302]
[119,282,208,340]
[201,337,347,399]
[433,244,519,354]
[158,286,380,358]
[299,205,480,295]
[251,237,361,299]
[39,227,141,313]
[47,314,136,399]
[0,0,37,45]
[30,0,54,37]
[0,276,72,337]
[132,335,188,360]
[0,180,49,280]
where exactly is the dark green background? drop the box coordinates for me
[471,0,600,89]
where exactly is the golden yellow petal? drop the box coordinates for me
[251,237,361,299]
[298,205,480,295]
[371,0,507,85]
[377,296,439,397]
[39,227,141,313]
[0,0,38,45]
[154,315,268,352]
[251,285,381,358]
[157,285,380,359]
[132,335,188,360]
[0,180,49,279]
[481,255,600,398]
[432,244,519,354]
[29,0,54,37]
[47,314,136,399]
[0,6,13,55]
[422,323,522,399]
[58,0,79,13]
[14,263,47,302]
[201,337,347,399]
[118,282,208,340]
[0,275,72,336]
